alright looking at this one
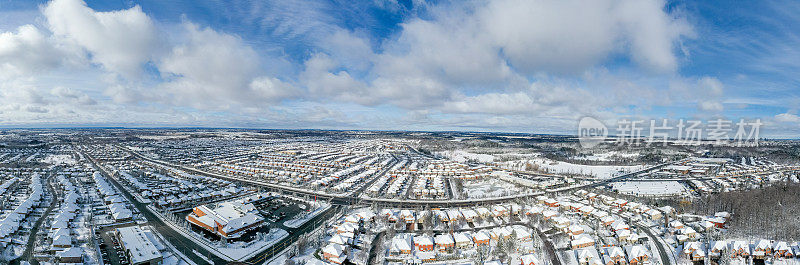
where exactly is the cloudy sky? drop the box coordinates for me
[1,0,799,137]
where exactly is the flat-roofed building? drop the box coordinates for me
[115,226,163,265]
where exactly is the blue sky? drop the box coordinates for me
[0,0,799,137]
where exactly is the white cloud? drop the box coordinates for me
[303,0,694,116]
[0,25,75,79]
[103,84,147,104]
[3,0,301,125]
[699,101,724,112]
[379,16,514,85]
[159,23,295,109]
[439,74,623,119]
[694,77,725,112]
[479,0,692,74]
[51,86,97,105]
[300,53,372,104]
[698,76,724,96]
[318,29,374,72]
[249,77,297,102]
[44,0,159,78]
[0,0,728,132]
[775,112,800,123]
[443,92,536,114]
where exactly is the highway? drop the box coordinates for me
[84,149,345,265]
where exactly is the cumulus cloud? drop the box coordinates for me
[411,0,693,75]
[43,0,159,78]
[2,0,301,125]
[0,0,721,132]
[443,92,537,114]
[51,86,96,105]
[0,25,74,78]
[249,77,297,101]
[698,76,724,96]
[299,53,376,105]
[301,0,693,116]
[159,23,295,109]
[695,77,725,112]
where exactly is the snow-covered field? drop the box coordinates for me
[572,151,639,161]
[462,178,523,198]
[504,157,648,179]
[284,202,330,228]
[42,154,77,165]
[436,150,496,163]
[611,181,688,196]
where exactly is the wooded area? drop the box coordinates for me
[688,183,800,241]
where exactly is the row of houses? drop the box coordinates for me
[93,172,134,222]
[50,173,87,264]
[0,173,43,247]
[321,209,378,264]
[574,245,652,265]
[684,240,800,261]
[389,225,534,256]
[379,204,524,227]
[111,165,240,210]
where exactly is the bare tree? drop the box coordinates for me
[475,244,492,265]
[297,235,309,254]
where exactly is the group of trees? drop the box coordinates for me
[687,182,800,240]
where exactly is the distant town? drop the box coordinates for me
[0,129,797,265]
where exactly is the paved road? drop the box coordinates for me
[84,151,229,265]
[245,205,339,264]
[636,223,672,265]
[86,149,344,265]
[366,231,385,265]
[10,168,59,265]
[535,227,562,265]
[120,145,668,208]
[613,206,673,265]
[106,145,674,265]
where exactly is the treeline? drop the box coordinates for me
[688,183,800,241]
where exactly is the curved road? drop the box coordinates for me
[105,145,672,265]
[10,168,60,265]
[119,145,667,208]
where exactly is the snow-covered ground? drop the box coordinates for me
[462,178,523,198]
[148,204,288,262]
[205,229,289,261]
[503,157,648,179]
[42,154,77,165]
[436,150,496,163]
[572,151,639,161]
[284,202,331,228]
[611,181,688,196]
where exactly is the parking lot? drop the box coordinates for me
[96,226,133,265]
[175,195,310,242]
[252,196,309,225]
